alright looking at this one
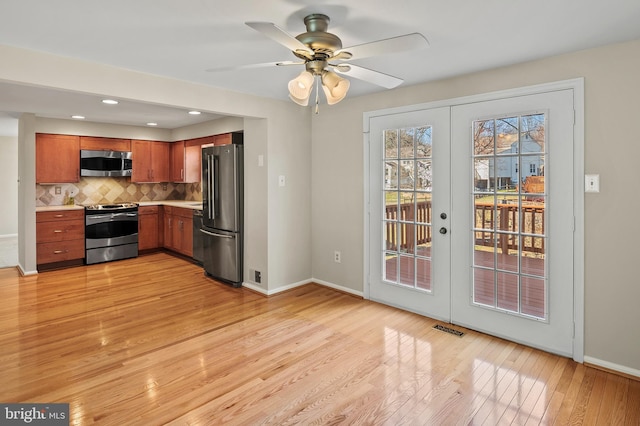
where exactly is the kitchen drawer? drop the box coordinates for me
[36,220,84,243]
[172,207,192,219]
[37,210,84,222]
[37,239,85,264]
[139,205,159,215]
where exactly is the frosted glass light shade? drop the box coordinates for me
[288,71,314,106]
[321,70,350,105]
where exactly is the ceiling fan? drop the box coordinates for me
[209,14,429,110]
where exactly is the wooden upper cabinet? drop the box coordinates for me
[131,140,170,182]
[214,132,243,146]
[170,141,186,182]
[36,133,80,183]
[171,141,201,183]
[213,133,232,146]
[152,142,170,182]
[80,136,131,151]
[184,143,202,183]
[186,136,215,147]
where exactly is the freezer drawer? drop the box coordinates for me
[201,227,242,287]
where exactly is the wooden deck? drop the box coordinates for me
[385,249,546,318]
[1,253,638,424]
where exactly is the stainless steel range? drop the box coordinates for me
[85,203,139,264]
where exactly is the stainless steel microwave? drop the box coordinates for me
[80,150,133,177]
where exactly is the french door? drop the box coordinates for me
[368,107,451,321]
[367,88,577,356]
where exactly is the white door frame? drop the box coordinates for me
[363,78,584,362]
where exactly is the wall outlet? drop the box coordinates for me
[334,251,341,263]
[255,270,261,283]
[55,186,61,195]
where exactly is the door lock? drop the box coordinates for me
[440,213,447,220]
[439,227,448,235]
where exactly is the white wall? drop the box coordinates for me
[310,38,640,374]
[171,116,244,141]
[0,135,18,236]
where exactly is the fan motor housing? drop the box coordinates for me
[295,14,342,58]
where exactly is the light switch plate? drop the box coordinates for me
[585,174,600,193]
[278,175,285,187]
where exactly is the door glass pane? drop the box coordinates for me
[384,252,398,282]
[471,114,547,319]
[399,255,415,286]
[382,125,433,292]
[384,162,398,190]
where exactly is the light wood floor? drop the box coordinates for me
[1,253,638,425]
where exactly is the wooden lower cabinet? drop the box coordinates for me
[162,206,193,257]
[138,206,160,251]
[36,209,85,265]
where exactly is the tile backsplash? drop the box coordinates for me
[36,177,202,206]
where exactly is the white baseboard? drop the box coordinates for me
[242,278,363,298]
[584,355,640,379]
[241,281,268,295]
[311,278,364,298]
[0,233,18,240]
[17,263,38,276]
[242,278,312,296]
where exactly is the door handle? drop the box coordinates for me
[439,227,448,235]
[440,213,447,220]
[200,229,234,239]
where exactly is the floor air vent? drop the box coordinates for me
[433,324,465,337]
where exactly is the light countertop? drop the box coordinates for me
[36,205,85,212]
[138,200,203,210]
[36,200,203,212]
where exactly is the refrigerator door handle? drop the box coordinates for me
[207,155,216,221]
[200,228,234,239]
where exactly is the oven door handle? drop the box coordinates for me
[87,214,112,220]
[111,212,138,218]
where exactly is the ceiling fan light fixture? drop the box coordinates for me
[288,70,314,106]
[321,70,350,105]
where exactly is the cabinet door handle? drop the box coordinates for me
[53,250,63,254]
[54,214,64,218]
[53,230,63,233]
[181,169,184,179]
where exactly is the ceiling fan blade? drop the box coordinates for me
[336,33,429,60]
[206,61,303,73]
[333,64,403,89]
[246,21,314,58]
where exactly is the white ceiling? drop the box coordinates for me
[1,0,640,134]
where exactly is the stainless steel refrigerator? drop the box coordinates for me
[201,144,243,287]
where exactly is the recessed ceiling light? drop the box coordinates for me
[71,115,85,120]
[188,110,201,115]
[147,122,158,126]
[102,99,118,105]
